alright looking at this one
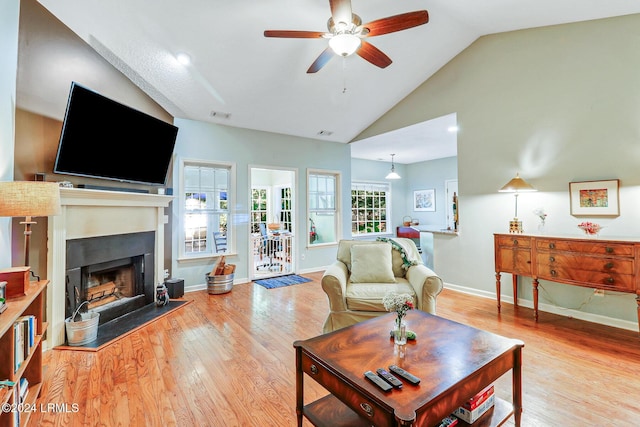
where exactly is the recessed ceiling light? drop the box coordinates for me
[176,53,191,66]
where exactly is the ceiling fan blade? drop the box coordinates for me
[356,41,392,69]
[307,47,335,73]
[264,30,326,39]
[329,0,353,25]
[360,10,429,37]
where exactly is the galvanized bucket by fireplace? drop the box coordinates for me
[65,310,100,346]
[206,273,234,294]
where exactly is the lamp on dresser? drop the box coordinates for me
[0,181,61,297]
[499,173,536,234]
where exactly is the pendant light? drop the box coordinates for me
[385,154,401,180]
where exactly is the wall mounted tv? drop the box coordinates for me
[54,82,178,186]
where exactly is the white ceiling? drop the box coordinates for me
[26,0,640,163]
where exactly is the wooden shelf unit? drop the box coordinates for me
[0,280,48,427]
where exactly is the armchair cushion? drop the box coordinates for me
[349,243,396,283]
[346,278,415,311]
[336,239,406,278]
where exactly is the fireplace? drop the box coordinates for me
[65,232,155,325]
[47,188,172,347]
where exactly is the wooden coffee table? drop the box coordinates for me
[294,310,524,426]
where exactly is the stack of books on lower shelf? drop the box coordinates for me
[452,384,495,424]
[13,315,36,373]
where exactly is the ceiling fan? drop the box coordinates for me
[264,0,429,73]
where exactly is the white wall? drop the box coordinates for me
[356,15,640,329]
[171,118,351,288]
[0,0,20,268]
[406,156,458,228]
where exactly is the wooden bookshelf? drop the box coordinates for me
[0,280,48,427]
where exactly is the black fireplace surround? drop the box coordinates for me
[65,231,155,325]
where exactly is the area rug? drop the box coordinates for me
[55,300,191,351]
[254,274,312,289]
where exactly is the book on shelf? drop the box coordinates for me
[462,384,494,411]
[19,377,28,404]
[13,385,20,427]
[453,394,496,424]
[14,322,23,373]
[436,415,459,427]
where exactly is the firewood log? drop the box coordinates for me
[87,295,117,309]
[211,256,226,276]
[87,281,117,301]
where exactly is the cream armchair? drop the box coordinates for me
[321,238,444,333]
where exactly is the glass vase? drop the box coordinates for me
[394,320,407,346]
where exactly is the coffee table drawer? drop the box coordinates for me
[301,352,394,426]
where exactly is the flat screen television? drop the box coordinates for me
[54,82,178,186]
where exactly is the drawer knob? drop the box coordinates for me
[512,239,518,246]
[605,262,614,269]
[607,277,614,284]
[549,243,555,249]
[310,364,318,375]
[606,247,614,254]
[549,256,555,262]
[360,403,374,417]
[550,269,557,277]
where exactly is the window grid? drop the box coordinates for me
[251,188,268,234]
[308,172,338,245]
[183,163,230,256]
[351,183,389,235]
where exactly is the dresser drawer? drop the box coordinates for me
[301,352,394,426]
[537,265,635,291]
[536,253,634,275]
[536,239,634,257]
[496,235,531,249]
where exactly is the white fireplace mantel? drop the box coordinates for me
[47,187,173,348]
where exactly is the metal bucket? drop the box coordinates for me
[65,311,100,346]
[206,273,234,294]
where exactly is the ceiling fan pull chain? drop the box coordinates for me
[342,56,348,93]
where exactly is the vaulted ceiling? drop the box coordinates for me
[19,0,640,162]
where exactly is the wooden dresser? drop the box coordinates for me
[494,233,640,331]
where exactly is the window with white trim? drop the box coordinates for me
[181,161,233,257]
[308,171,339,245]
[351,181,390,235]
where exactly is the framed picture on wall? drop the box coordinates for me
[569,179,620,216]
[414,189,435,212]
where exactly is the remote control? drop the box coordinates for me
[388,365,421,385]
[376,368,403,389]
[364,371,393,392]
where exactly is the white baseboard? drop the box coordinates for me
[443,282,638,332]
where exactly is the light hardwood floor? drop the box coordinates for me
[32,272,640,426]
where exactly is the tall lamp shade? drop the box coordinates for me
[0,181,61,266]
[498,173,536,233]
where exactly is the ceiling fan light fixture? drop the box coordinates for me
[329,33,361,56]
[385,154,401,180]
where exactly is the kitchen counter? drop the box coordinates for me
[411,225,459,236]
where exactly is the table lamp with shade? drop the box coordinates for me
[498,173,537,233]
[0,181,61,286]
